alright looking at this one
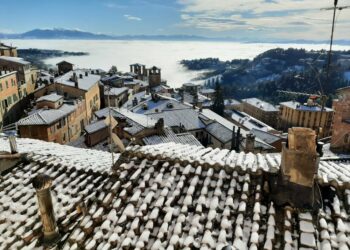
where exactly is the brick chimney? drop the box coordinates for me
[32,175,59,245]
[271,127,322,209]
[281,127,317,187]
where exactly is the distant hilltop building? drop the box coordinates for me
[0,42,17,57]
[148,66,161,88]
[57,60,74,75]
[279,98,333,138]
[130,63,147,80]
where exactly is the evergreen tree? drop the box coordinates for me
[212,81,225,116]
[108,66,118,75]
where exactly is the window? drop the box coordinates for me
[5,81,8,88]
[344,134,350,144]
[7,96,12,105]
[12,94,18,103]
[3,99,8,108]
[11,79,14,86]
[90,100,93,108]
[19,91,22,99]
[0,83,2,91]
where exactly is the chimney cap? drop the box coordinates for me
[32,174,53,190]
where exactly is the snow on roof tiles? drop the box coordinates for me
[143,127,202,146]
[55,70,100,91]
[280,101,333,112]
[36,93,63,103]
[104,87,128,96]
[0,56,30,65]
[95,107,157,135]
[17,104,76,126]
[0,138,349,249]
[84,120,108,134]
[242,98,278,112]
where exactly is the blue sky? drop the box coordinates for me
[0,0,349,40]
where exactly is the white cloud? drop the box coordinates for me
[0,28,15,34]
[104,3,115,8]
[177,0,350,40]
[124,14,142,21]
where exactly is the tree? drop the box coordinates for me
[108,66,118,75]
[212,81,225,116]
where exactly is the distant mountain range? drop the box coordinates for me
[0,28,349,45]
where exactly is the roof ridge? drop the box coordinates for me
[37,110,48,124]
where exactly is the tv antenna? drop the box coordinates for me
[321,0,350,83]
[105,85,125,167]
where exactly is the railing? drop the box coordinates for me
[1,122,17,132]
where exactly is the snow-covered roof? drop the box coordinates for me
[143,127,202,146]
[230,109,275,132]
[95,107,157,135]
[0,43,16,49]
[56,60,74,65]
[224,99,241,106]
[17,104,76,126]
[84,120,108,134]
[150,108,206,131]
[200,88,215,94]
[0,56,30,65]
[0,138,349,249]
[131,96,190,115]
[36,93,63,103]
[104,87,129,97]
[280,101,333,112]
[250,128,283,145]
[242,98,278,112]
[55,70,101,91]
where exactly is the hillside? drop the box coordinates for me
[181,48,350,106]
[17,48,88,69]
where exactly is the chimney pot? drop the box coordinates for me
[32,174,59,245]
[245,133,255,153]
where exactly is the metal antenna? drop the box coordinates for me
[107,85,115,165]
[317,0,350,135]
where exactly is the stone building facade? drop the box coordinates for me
[0,56,37,95]
[18,97,87,144]
[0,43,17,57]
[331,87,350,152]
[34,70,101,122]
[279,100,333,138]
[241,98,279,128]
[0,71,20,127]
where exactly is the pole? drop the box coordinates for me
[231,126,236,151]
[319,0,338,138]
[107,86,114,165]
[326,0,338,82]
